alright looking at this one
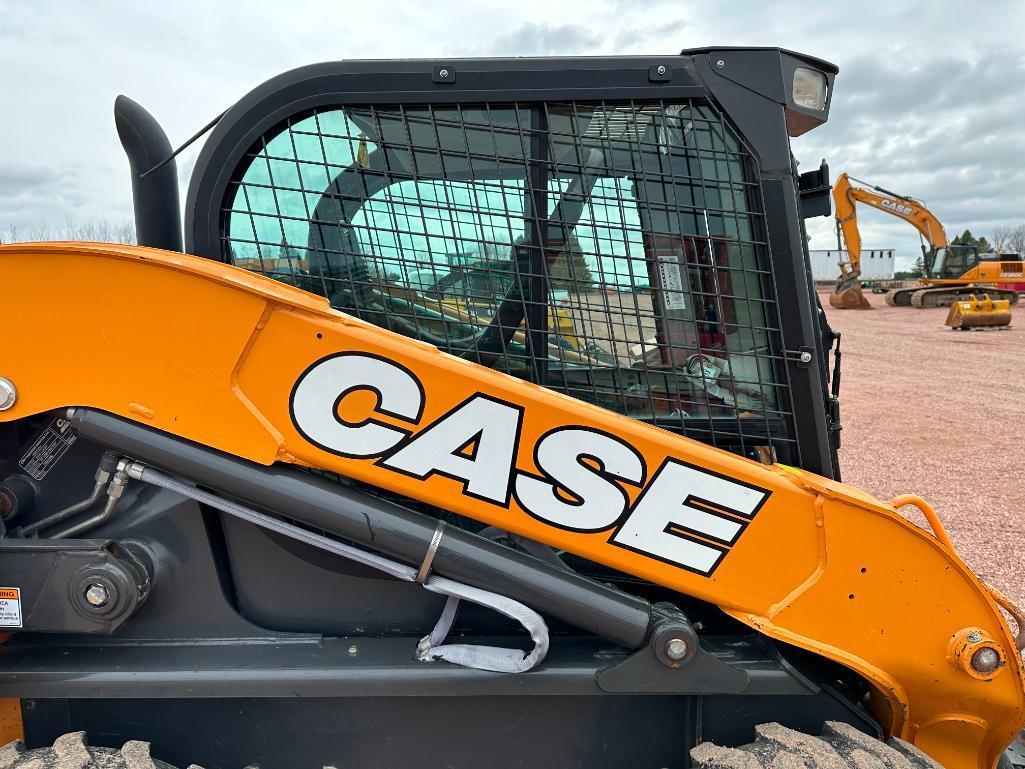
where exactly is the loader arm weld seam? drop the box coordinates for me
[229,301,285,451]
[767,494,827,619]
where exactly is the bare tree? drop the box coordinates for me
[0,218,135,245]
[992,224,1025,254]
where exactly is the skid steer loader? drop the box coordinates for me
[0,49,1023,769]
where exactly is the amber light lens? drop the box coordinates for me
[793,67,827,111]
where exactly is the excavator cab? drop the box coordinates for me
[926,244,981,280]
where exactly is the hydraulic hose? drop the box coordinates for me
[68,407,654,650]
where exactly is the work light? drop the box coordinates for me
[792,67,828,111]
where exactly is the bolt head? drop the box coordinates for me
[439,69,449,78]
[971,646,1001,675]
[967,629,983,643]
[0,378,16,412]
[799,351,813,363]
[716,59,726,69]
[84,583,110,608]
[656,65,666,75]
[664,637,689,661]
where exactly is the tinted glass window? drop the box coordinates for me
[223,101,791,458]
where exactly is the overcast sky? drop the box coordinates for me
[1,1,1023,266]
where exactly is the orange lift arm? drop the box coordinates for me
[833,171,950,275]
[0,242,1022,769]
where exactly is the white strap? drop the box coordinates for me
[131,465,549,674]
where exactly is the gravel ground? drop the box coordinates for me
[821,289,1025,609]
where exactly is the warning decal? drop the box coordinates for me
[19,417,77,480]
[0,588,22,628]
[657,255,687,311]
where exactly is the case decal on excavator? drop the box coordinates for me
[878,198,914,217]
[290,351,769,575]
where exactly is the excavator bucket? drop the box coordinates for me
[829,267,872,310]
[945,294,1013,330]
[829,283,872,310]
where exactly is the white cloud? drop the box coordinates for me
[0,0,1022,267]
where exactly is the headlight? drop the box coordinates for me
[792,67,827,111]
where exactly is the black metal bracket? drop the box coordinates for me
[596,631,749,694]
[597,605,744,693]
[596,604,815,695]
[799,159,832,219]
[432,65,456,84]
[0,539,153,634]
[648,63,673,82]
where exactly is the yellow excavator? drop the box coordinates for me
[830,173,1023,325]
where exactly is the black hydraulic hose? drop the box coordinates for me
[68,408,654,649]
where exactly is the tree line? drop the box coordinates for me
[0,219,135,246]
[3,216,1023,285]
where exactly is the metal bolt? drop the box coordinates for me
[439,68,449,79]
[716,59,726,69]
[967,630,983,643]
[656,65,666,76]
[799,351,813,364]
[0,378,16,412]
[971,646,1001,675]
[84,583,110,608]
[347,644,358,655]
[664,637,689,661]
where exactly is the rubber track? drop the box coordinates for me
[691,721,944,769]
[0,732,203,769]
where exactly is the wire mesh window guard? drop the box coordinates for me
[221,100,796,462]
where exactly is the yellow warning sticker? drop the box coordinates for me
[0,587,22,628]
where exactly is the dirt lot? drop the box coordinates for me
[820,289,1025,608]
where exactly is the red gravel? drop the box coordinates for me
[821,290,1025,610]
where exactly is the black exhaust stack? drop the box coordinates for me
[114,95,183,252]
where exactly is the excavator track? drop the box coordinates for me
[910,285,1021,308]
[885,287,918,307]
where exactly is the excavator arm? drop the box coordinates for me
[0,242,1022,769]
[833,172,950,262]
[830,172,950,309]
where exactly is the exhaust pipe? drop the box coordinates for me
[114,96,183,252]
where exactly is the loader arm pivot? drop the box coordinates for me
[0,241,1021,769]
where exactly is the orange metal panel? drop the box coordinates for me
[0,242,1021,769]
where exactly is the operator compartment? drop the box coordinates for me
[221,99,795,465]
